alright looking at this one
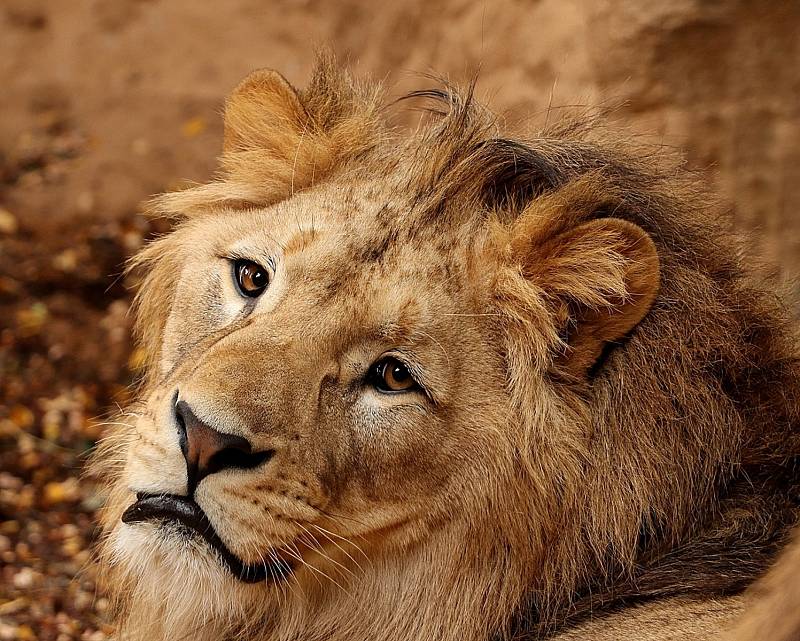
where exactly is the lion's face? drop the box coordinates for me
[99,63,682,641]
[114,181,511,589]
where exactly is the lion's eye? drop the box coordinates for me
[369,357,418,393]
[234,260,270,298]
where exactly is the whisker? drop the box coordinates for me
[309,523,370,571]
[281,542,323,589]
[417,329,451,365]
[285,538,352,596]
[295,523,355,580]
[316,509,371,543]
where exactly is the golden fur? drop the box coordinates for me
[728,530,800,641]
[92,55,800,641]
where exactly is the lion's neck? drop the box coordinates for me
[109,518,527,641]
[260,521,526,641]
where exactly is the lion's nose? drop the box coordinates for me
[175,400,274,494]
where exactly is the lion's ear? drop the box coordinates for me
[511,215,660,377]
[151,57,382,216]
[219,68,332,198]
[223,69,310,154]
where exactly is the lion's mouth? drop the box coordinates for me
[121,493,292,584]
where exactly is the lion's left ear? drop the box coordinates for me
[510,213,660,376]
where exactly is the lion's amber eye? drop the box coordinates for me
[234,260,270,298]
[370,357,418,393]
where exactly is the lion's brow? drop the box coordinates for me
[282,228,321,256]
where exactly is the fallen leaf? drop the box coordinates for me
[181,116,207,138]
[0,208,18,234]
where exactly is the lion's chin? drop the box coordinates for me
[120,493,293,584]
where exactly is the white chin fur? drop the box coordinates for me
[110,523,272,638]
[112,522,224,578]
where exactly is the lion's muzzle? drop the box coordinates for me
[121,493,293,583]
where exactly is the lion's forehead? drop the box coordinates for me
[224,177,478,265]
[163,180,494,394]
[208,188,482,317]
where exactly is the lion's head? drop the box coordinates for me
[94,57,800,641]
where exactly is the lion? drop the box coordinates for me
[92,55,800,641]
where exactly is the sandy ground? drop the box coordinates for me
[0,1,798,638]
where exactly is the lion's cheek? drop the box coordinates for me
[124,446,188,496]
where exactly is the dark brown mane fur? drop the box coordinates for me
[408,85,800,637]
[395,84,800,635]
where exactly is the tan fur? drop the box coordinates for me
[91,56,800,641]
[728,530,800,641]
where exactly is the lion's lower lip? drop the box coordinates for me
[121,493,292,584]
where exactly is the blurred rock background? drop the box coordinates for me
[0,0,798,638]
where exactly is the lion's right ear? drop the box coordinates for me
[213,68,336,207]
[151,56,382,215]
[222,69,311,155]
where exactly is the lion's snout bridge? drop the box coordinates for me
[175,399,275,494]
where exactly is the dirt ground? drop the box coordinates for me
[1,1,798,638]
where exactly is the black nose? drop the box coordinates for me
[175,400,274,494]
